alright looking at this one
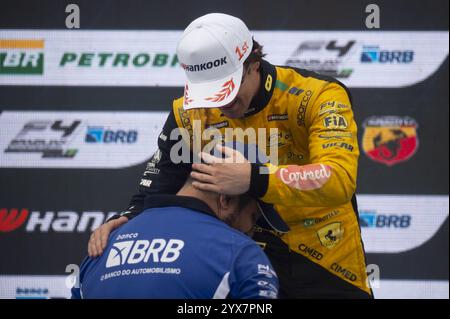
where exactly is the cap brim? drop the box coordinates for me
[256,201,290,233]
[182,66,243,109]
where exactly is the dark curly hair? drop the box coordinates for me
[243,38,266,68]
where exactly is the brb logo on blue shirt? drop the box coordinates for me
[105,235,185,268]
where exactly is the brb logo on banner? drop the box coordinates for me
[85,127,138,144]
[359,210,411,228]
[361,46,414,63]
[362,116,418,166]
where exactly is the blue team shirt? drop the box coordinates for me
[72,195,279,299]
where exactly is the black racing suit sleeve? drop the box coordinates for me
[108,110,191,222]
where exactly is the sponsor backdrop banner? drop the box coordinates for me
[0,0,448,299]
[0,276,447,299]
[0,30,448,88]
[0,111,167,168]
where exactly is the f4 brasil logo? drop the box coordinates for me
[362,116,418,166]
[85,127,138,144]
[5,120,81,158]
[285,40,356,79]
[0,39,44,75]
[0,111,166,169]
[106,238,184,268]
[361,46,414,63]
[359,210,411,228]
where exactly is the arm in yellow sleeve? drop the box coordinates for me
[249,82,359,207]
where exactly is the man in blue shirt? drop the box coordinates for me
[72,173,288,299]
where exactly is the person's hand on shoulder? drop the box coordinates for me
[88,216,128,257]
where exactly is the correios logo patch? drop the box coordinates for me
[362,116,418,166]
[106,239,184,268]
[0,39,44,75]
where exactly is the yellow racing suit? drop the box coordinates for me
[120,60,372,298]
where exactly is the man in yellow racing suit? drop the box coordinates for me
[89,13,372,298]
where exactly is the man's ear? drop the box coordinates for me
[218,194,232,210]
[249,61,260,74]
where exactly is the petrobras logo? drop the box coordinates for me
[357,195,449,253]
[0,208,117,233]
[0,39,44,75]
[359,211,411,228]
[1,30,447,88]
[59,52,178,69]
[361,45,414,64]
[0,30,184,86]
[0,111,168,168]
[105,238,184,268]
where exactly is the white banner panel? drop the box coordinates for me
[0,111,169,168]
[0,31,447,87]
[0,276,447,299]
[373,280,449,299]
[0,275,71,299]
[358,195,449,253]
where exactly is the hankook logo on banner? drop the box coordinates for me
[0,111,168,168]
[0,208,117,233]
[0,31,447,87]
[357,195,449,253]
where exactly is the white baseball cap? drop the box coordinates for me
[176,13,253,109]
